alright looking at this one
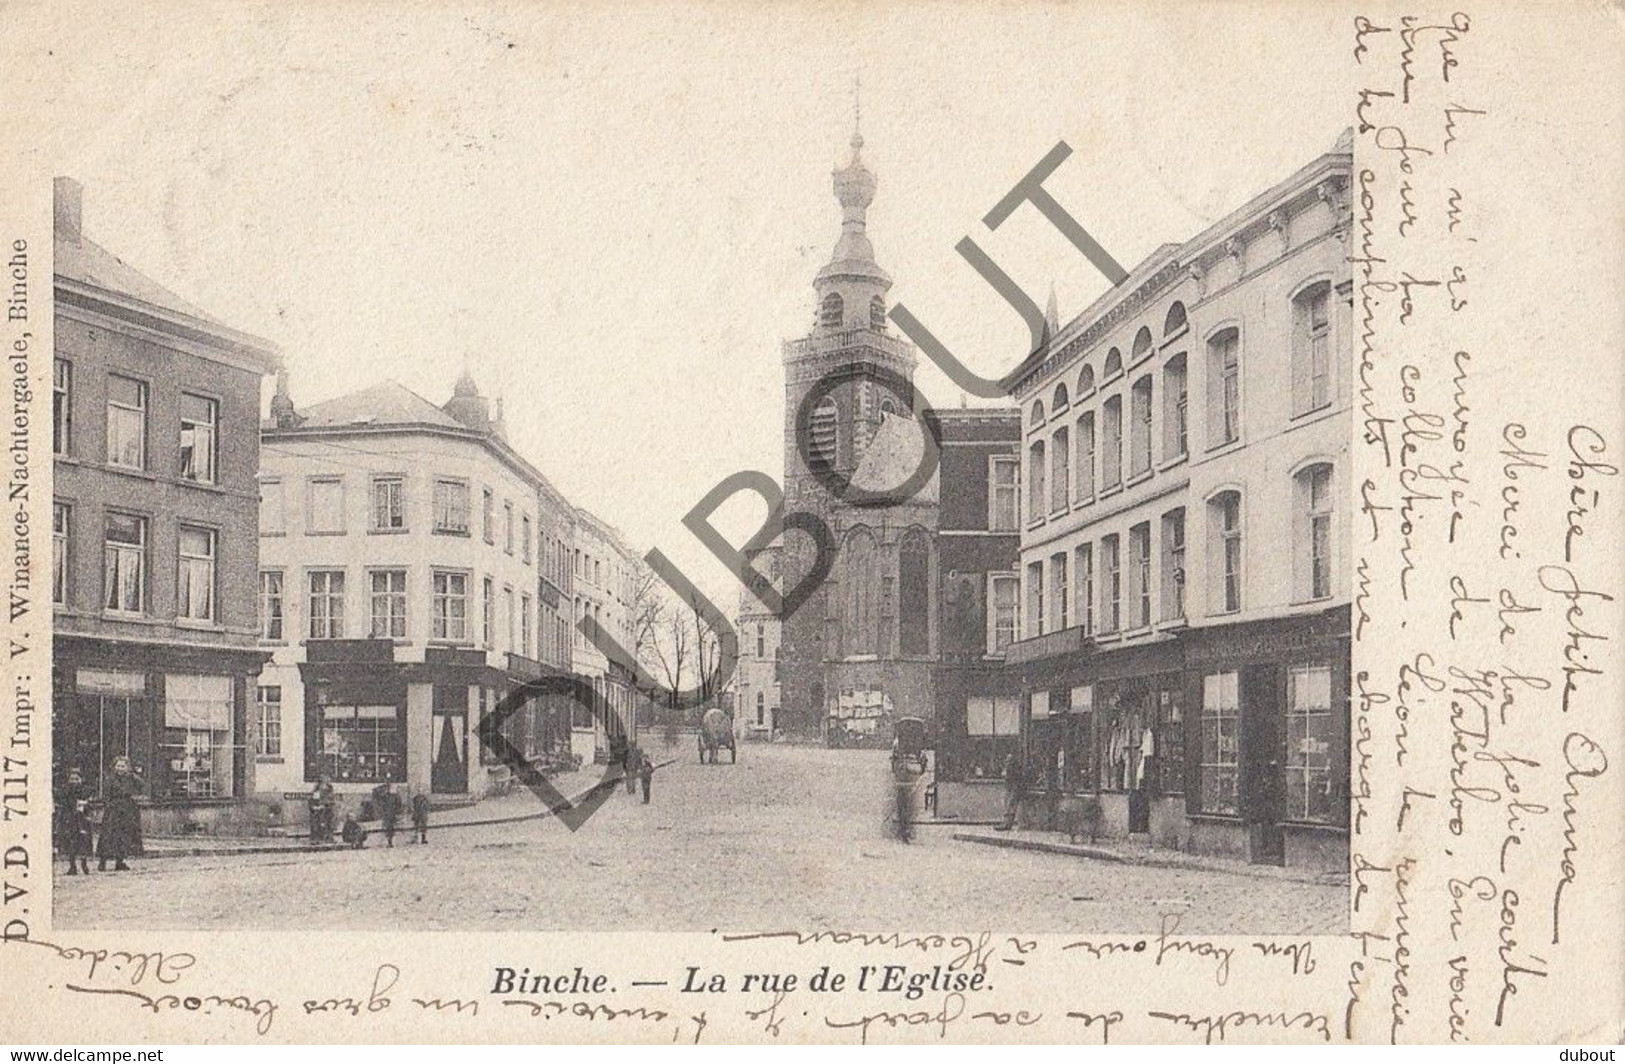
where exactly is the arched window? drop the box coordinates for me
[1162,352,1188,460]
[1129,375,1153,477]
[1052,382,1070,412]
[1027,438,1047,523]
[809,396,839,468]
[1030,399,1046,430]
[1294,463,1335,601]
[1206,328,1241,447]
[1074,410,1096,501]
[1104,347,1123,379]
[879,398,897,420]
[1101,395,1122,489]
[899,529,931,656]
[1164,301,1188,338]
[1078,364,1096,395]
[1207,490,1243,613]
[819,292,844,329]
[755,691,766,727]
[870,295,887,330]
[1050,424,1070,514]
[843,528,879,656]
[1291,281,1333,417]
[1131,326,1154,366]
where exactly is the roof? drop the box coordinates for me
[291,380,464,430]
[851,413,938,505]
[56,233,231,329]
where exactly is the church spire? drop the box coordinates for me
[813,102,891,332]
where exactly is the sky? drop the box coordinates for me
[9,1,1351,613]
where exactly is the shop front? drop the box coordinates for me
[1007,606,1350,871]
[1180,607,1350,872]
[53,636,266,836]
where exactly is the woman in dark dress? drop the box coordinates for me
[97,756,143,871]
[57,767,94,875]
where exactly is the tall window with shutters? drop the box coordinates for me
[1295,463,1335,601]
[1163,353,1188,461]
[1161,507,1187,621]
[1025,559,1044,639]
[1075,411,1095,501]
[1127,522,1151,629]
[1100,534,1120,634]
[1050,425,1069,514]
[1209,491,1243,614]
[989,572,1018,653]
[989,456,1019,531]
[1292,282,1333,417]
[1049,551,1068,631]
[1207,329,1241,448]
[1027,439,1046,524]
[1102,396,1122,489]
[809,397,839,469]
[1129,376,1153,477]
[1074,543,1094,636]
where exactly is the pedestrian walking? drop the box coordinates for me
[96,756,143,871]
[411,792,429,844]
[997,751,1023,832]
[308,773,335,844]
[638,753,654,804]
[57,767,94,875]
[623,741,639,795]
[341,812,368,849]
[372,781,400,847]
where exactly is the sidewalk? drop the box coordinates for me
[135,760,665,860]
[950,825,1348,887]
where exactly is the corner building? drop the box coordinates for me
[255,374,574,810]
[50,178,280,834]
[1005,132,1354,871]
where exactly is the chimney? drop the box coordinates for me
[54,177,83,243]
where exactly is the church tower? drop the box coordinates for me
[779,125,939,740]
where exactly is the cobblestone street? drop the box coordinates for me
[55,743,1347,934]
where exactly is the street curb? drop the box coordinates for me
[952,830,1349,886]
[118,758,680,861]
[952,831,1126,863]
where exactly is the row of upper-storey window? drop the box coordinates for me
[987,462,1336,651]
[53,501,225,625]
[1021,283,1334,528]
[53,358,225,486]
[260,473,543,561]
[257,565,570,665]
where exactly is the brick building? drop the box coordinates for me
[50,177,281,834]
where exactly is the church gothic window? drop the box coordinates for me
[843,528,879,656]
[899,529,930,656]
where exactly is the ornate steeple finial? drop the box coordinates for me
[852,75,863,154]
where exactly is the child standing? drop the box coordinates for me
[411,792,429,844]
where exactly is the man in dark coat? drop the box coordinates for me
[97,756,143,871]
[997,752,1023,832]
[372,781,400,847]
[638,753,654,804]
[57,767,94,875]
[308,774,335,843]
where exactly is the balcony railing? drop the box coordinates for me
[783,326,915,364]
